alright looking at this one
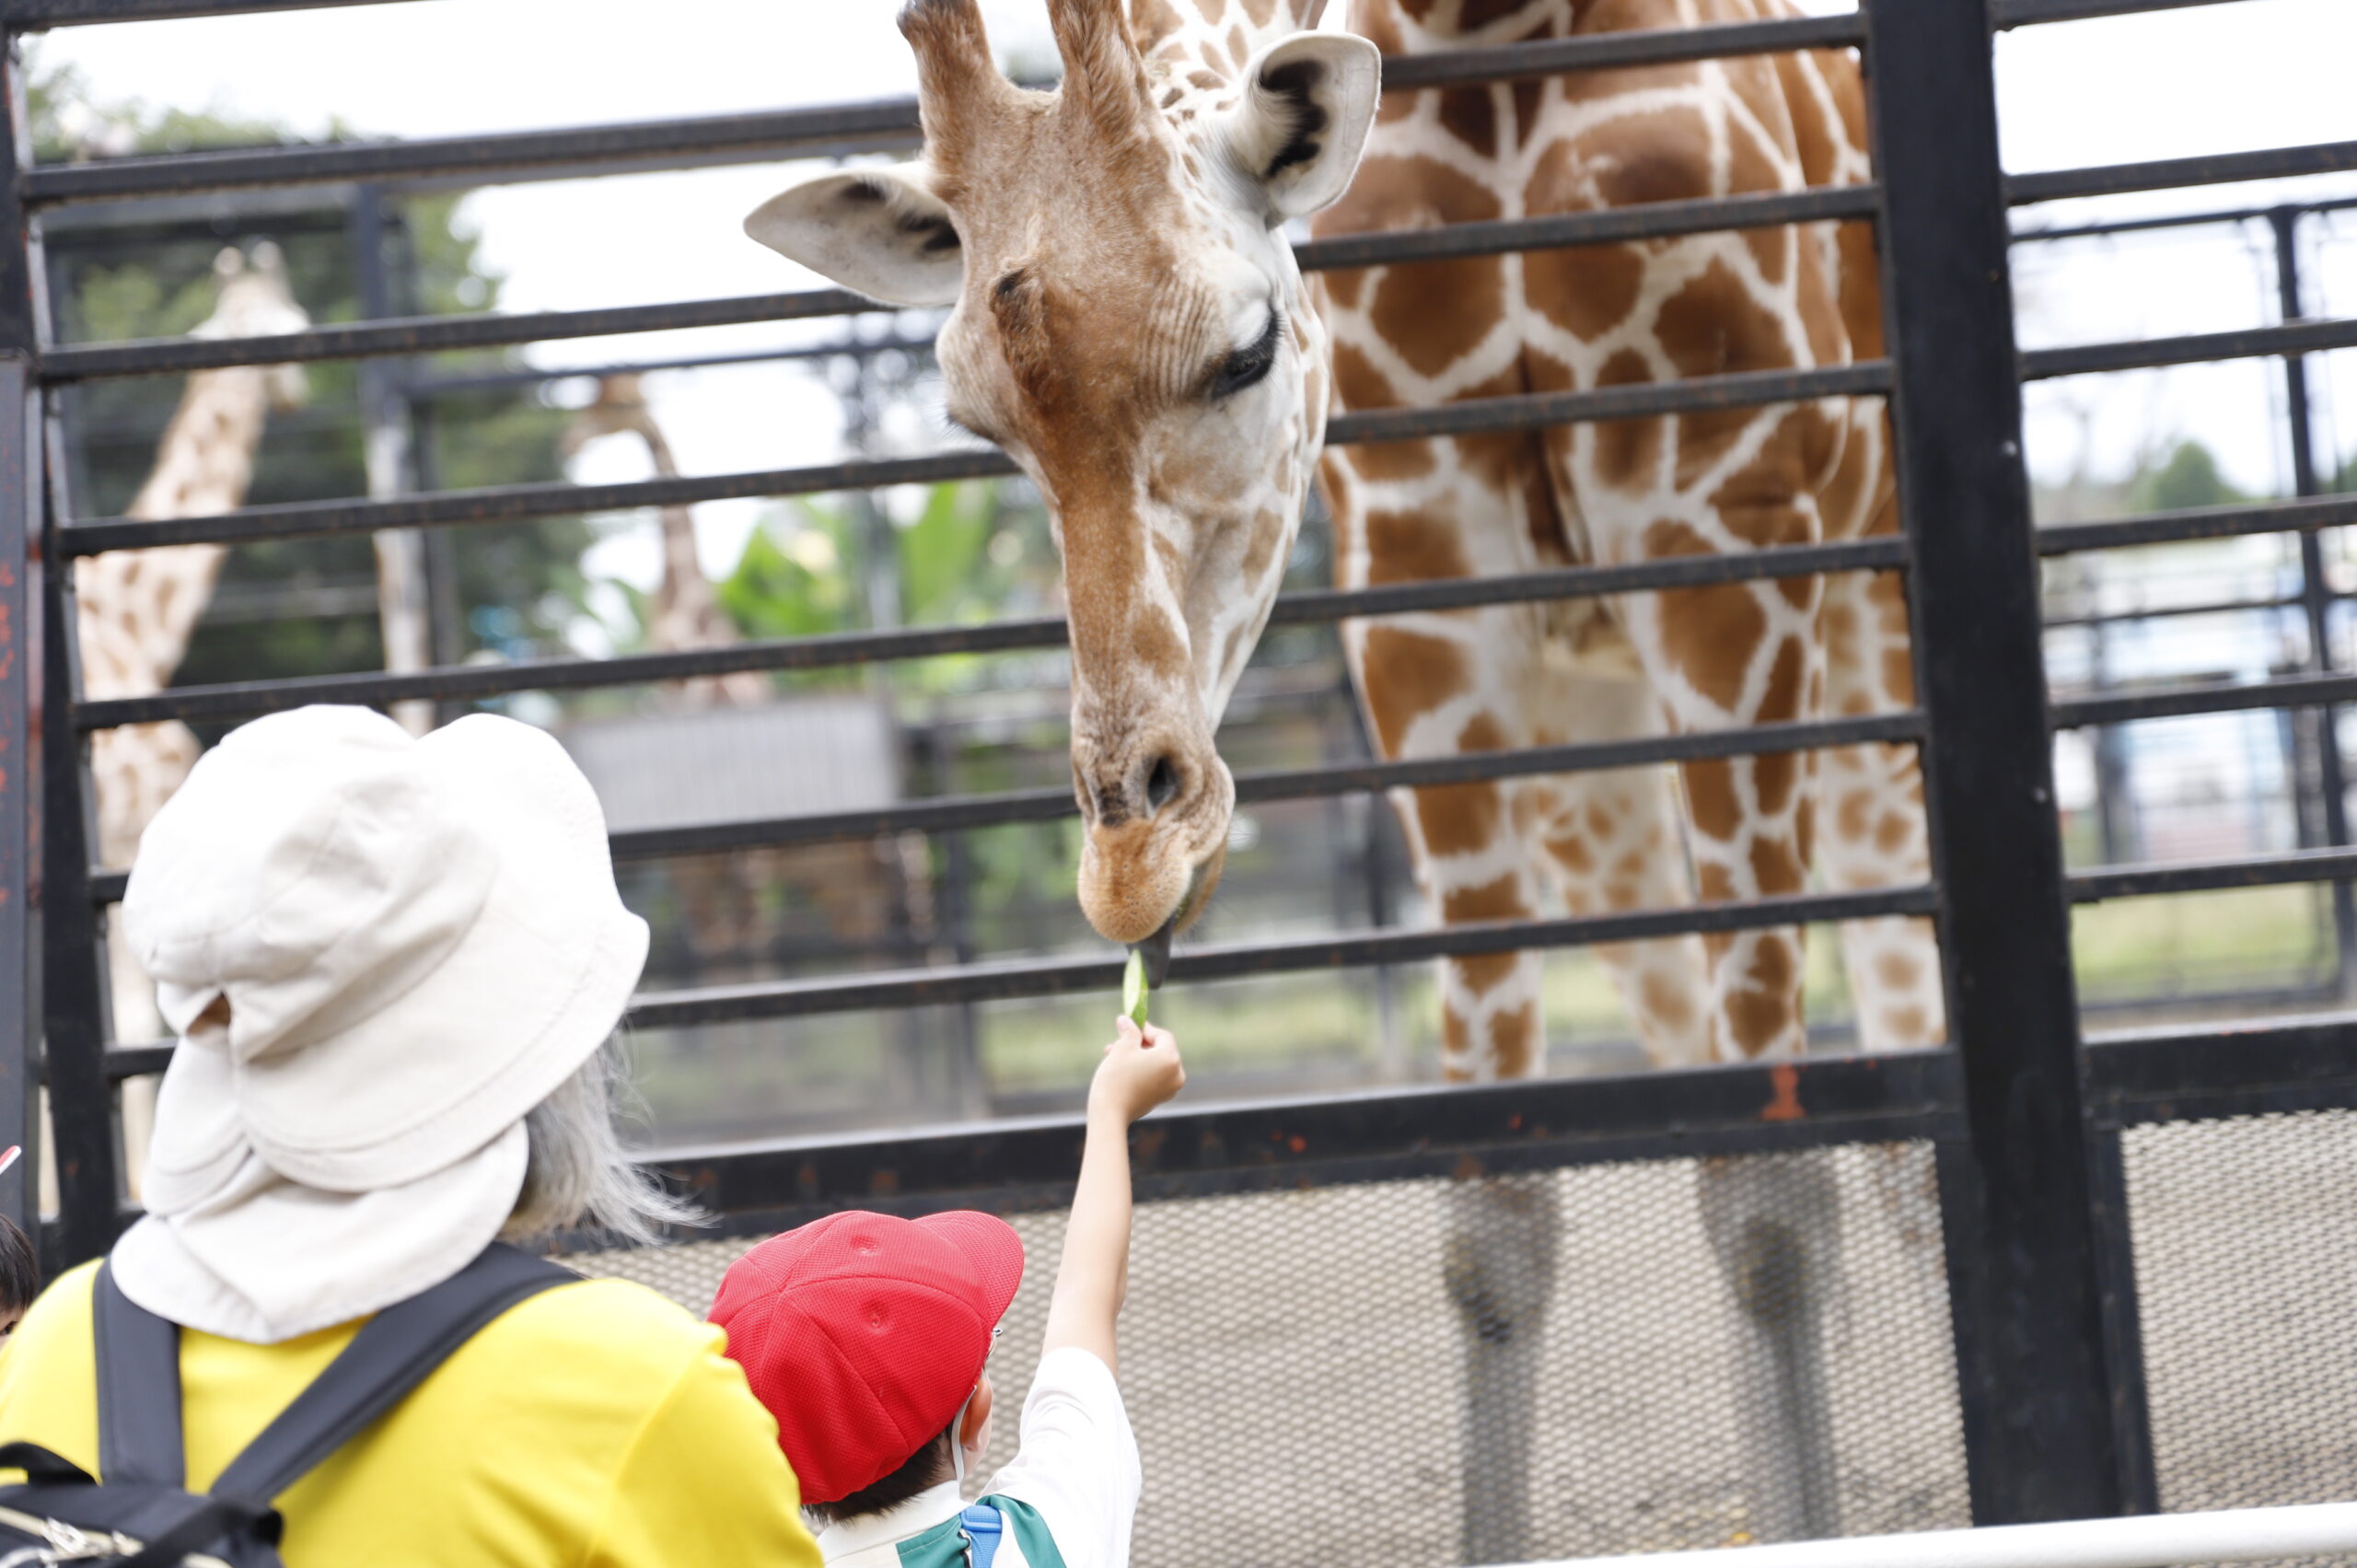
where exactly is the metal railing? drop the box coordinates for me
[6,0,2357,1542]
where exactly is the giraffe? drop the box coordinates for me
[75,241,308,1193]
[745,0,1945,1551]
[559,375,932,970]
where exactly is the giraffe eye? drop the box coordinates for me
[1211,311,1282,400]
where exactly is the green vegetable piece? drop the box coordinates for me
[1122,949,1150,1028]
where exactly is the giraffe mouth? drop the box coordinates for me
[1127,862,1207,990]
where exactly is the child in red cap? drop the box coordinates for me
[711,1017,1186,1568]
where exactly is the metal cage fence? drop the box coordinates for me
[5,0,2357,1552]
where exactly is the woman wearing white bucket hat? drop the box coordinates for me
[0,705,821,1566]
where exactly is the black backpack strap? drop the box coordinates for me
[205,1243,574,1507]
[93,1260,187,1488]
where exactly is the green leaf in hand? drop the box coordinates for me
[1122,949,1150,1028]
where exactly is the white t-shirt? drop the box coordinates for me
[816,1347,1142,1568]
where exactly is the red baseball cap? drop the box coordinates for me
[709,1209,1025,1504]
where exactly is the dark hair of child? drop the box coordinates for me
[0,1214,38,1332]
[801,1419,959,1528]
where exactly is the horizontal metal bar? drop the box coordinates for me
[2012,193,2357,246]
[61,361,1889,554]
[44,193,1882,382]
[2044,593,2301,631]
[646,1049,1955,1232]
[2022,315,2357,381]
[626,886,1937,1027]
[60,448,1018,555]
[2069,846,2357,903]
[1993,0,2270,25]
[2087,1013,2357,1126]
[1292,184,1878,273]
[2036,494,2357,555]
[38,289,874,382]
[2010,139,2357,206]
[1513,1502,2357,1568]
[18,14,1865,203]
[2049,670,2357,729]
[75,535,1909,728]
[405,335,943,400]
[4,0,416,21]
[22,100,928,204]
[1375,12,1864,92]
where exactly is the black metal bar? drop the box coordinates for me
[58,364,1889,553]
[2085,1012,2357,1124]
[75,536,1909,728]
[1865,0,2127,1523]
[2082,1128,2161,1515]
[2022,315,2357,382]
[2051,670,2357,728]
[2069,845,2357,902]
[2010,140,2357,207]
[6,0,416,22]
[0,359,30,1238]
[647,1049,1956,1230]
[21,102,927,203]
[2042,593,2301,631]
[1291,184,1878,271]
[626,886,1935,1028]
[2265,208,2357,993]
[1994,0,2270,23]
[406,334,946,400]
[37,289,877,381]
[2037,494,2357,555]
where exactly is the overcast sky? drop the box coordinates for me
[29,0,2357,592]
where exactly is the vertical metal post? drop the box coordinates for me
[352,185,433,734]
[0,19,32,1246]
[1864,0,2133,1523]
[7,45,116,1267]
[2269,206,2357,992]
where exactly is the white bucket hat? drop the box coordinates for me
[110,705,651,1342]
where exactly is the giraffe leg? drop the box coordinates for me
[1521,670,1713,1067]
[1398,772,1557,1564]
[1697,1150,1844,1542]
[1607,488,1845,1539]
[1818,563,1946,1051]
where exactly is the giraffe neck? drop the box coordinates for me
[80,365,273,703]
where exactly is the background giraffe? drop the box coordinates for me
[559,375,931,970]
[75,241,308,1191]
[747,0,1942,1551]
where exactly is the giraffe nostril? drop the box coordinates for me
[1144,755,1182,817]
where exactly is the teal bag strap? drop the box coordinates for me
[970,1495,1065,1568]
[958,1503,1004,1568]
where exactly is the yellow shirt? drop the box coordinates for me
[0,1262,822,1568]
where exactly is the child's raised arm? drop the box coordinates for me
[1040,1018,1186,1375]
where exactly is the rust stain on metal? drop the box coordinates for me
[1760,1063,1805,1122]
[1452,1154,1486,1181]
[870,1168,900,1196]
[1286,1135,1306,1154]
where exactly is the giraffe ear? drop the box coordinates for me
[743,164,964,308]
[1223,32,1381,225]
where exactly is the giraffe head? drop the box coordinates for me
[557,374,657,460]
[748,0,1376,961]
[195,242,310,412]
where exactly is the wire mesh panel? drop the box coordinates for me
[2127,1109,2357,1528]
[576,1139,1965,1566]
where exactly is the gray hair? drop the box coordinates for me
[504,1036,703,1245]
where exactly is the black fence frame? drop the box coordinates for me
[6,0,2357,1536]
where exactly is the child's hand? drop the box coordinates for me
[1089,1017,1186,1124]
